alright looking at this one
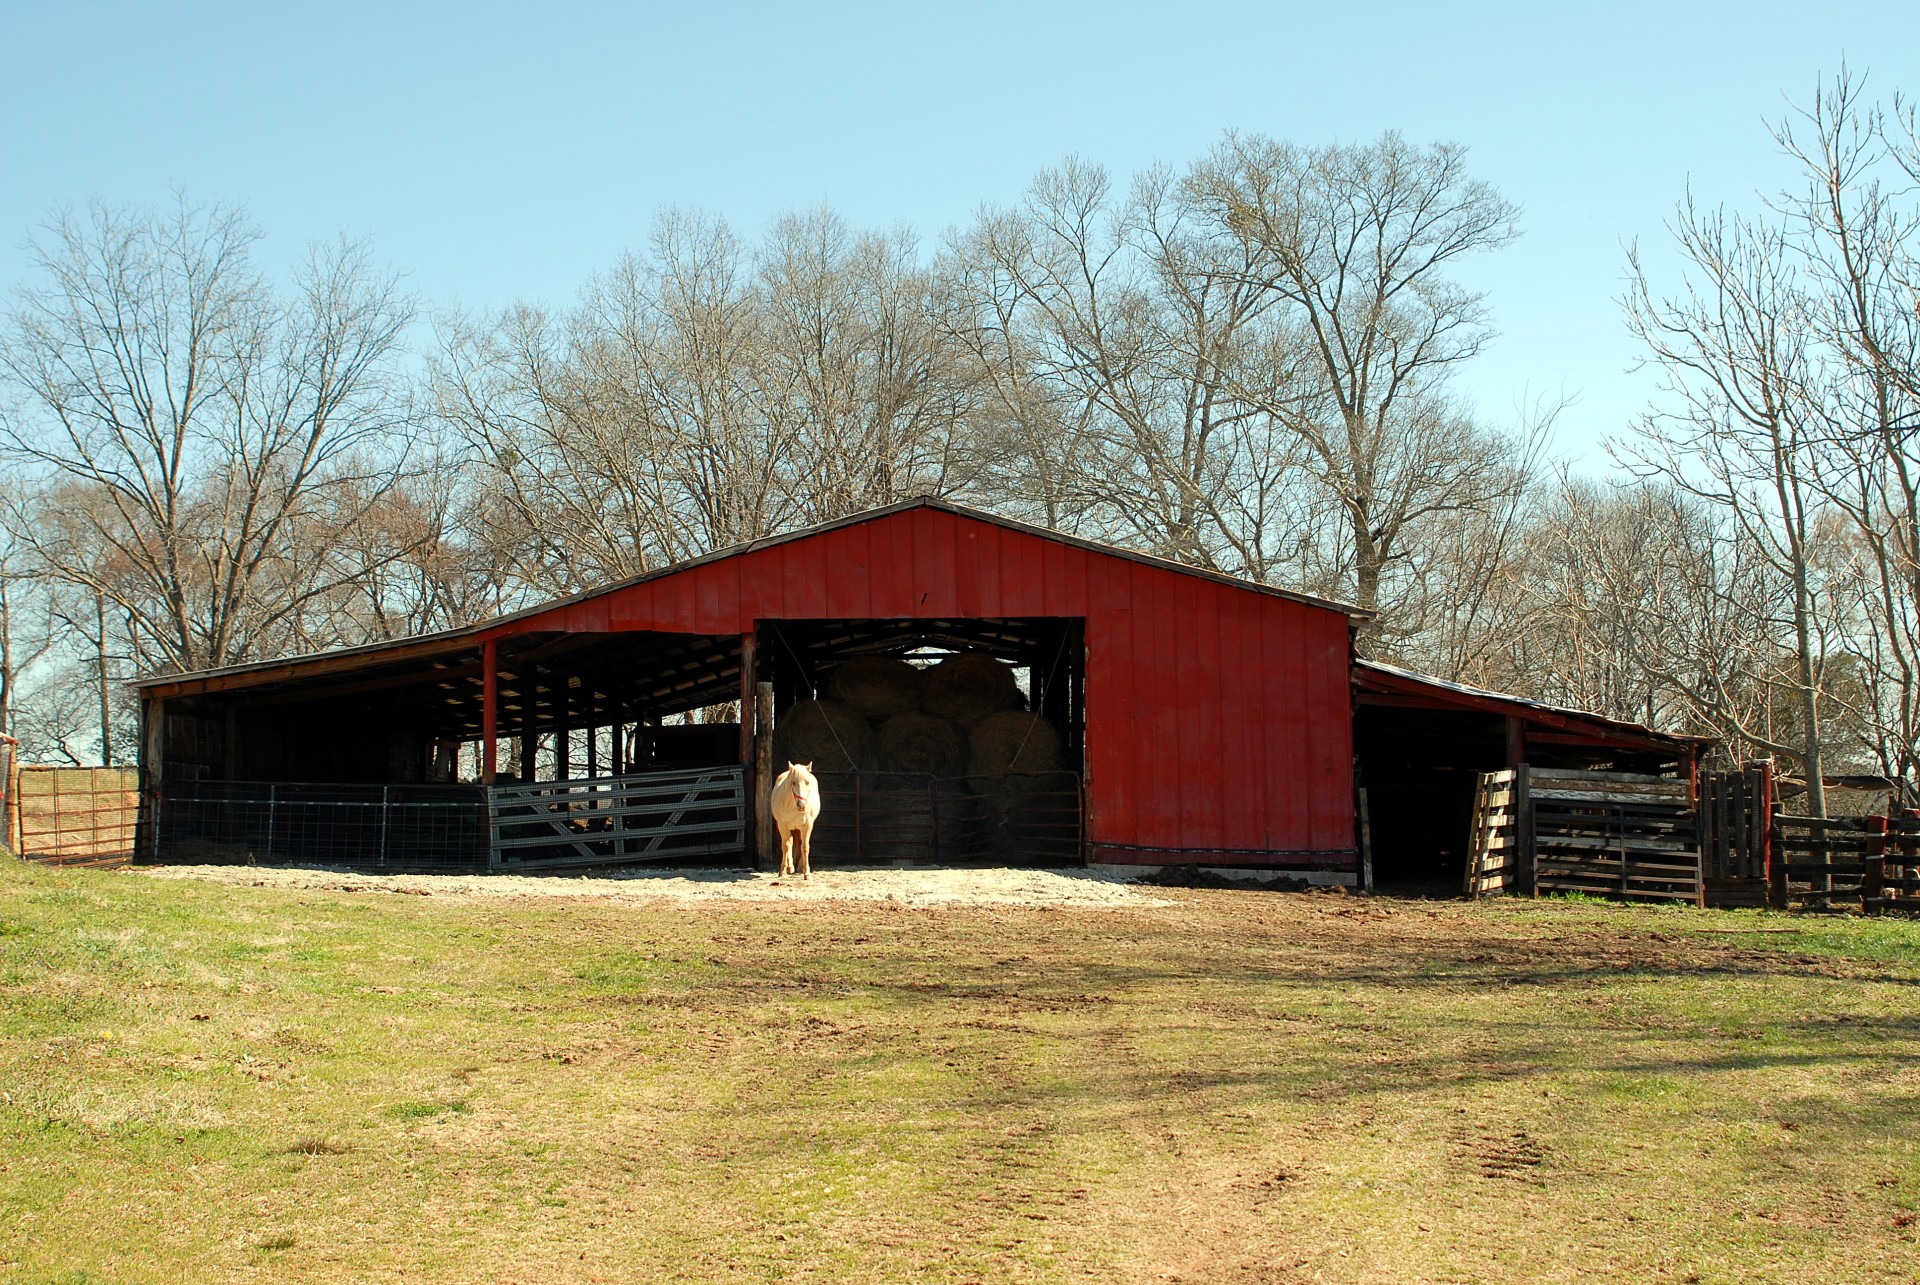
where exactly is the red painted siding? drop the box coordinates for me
[487,505,1356,865]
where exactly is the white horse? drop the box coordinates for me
[770,761,821,881]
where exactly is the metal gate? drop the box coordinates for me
[487,766,746,869]
[807,771,1084,866]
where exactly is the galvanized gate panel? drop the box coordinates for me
[487,766,746,869]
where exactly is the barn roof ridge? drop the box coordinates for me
[131,497,1366,692]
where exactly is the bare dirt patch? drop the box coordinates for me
[133,861,1171,909]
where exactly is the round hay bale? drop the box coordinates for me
[967,711,1063,775]
[875,712,969,778]
[772,699,874,773]
[923,653,1022,727]
[827,656,923,719]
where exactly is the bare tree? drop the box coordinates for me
[440,207,981,597]
[0,514,56,743]
[1189,132,1528,627]
[947,158,1321,580]
[0,198,420,676]
[1772,69,1920,791]
[1624,200,1846,811]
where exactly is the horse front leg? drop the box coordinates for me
[798,823,812,882]
[779,828,794,877]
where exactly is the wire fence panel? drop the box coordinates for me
[808,771,1083,867]
[16,766,141,867]
[488,767,746,869]
[154,782,489,871]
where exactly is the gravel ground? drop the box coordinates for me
[132,863,1171,909]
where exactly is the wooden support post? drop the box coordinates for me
[1516,762,1535,896]
[481,640,498,785]
[519,666,539,783]
[586,724,599,779]
[222,705,240,781]
[1358,787,1374,895]
[1865,813,1889,914]
[141,696,167,861]
[1759,758,1784,909]
[738,631,758,765]
[1504,715,1526,770]
[754,681,776,872]
[3,737,20,856]
[610,722,625,776]
[556,680,572,782]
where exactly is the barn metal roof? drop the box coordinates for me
[132,497,1367,696]
[1353,658,1706,754]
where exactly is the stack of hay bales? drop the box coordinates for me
[966,709,1064,775]
[827,656,923,721]
[922,653,1022,728]
[875,712,969,777]
[776,650,1072,863]
[770,698,874,773]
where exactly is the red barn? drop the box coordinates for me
[134,499,1364,873]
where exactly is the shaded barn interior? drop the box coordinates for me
[1353,661,1700,891]
[144,617,1086,869]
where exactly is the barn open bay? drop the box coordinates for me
[4,859,1918,1283]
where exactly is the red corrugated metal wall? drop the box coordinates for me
[483,507,1357,865]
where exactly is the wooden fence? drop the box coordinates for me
[1883,811,1920,913]
[1468,759,1920,914]
[1768,809,1920,914]
[10,765,140,868]
[1465,767,1526,897]
[1468,767,1700,903]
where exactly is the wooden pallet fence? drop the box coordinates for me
[1527,769,1700,904]
[1699,762,1773,908]
[1880,810,1920,914]
[1465,767,1526,899]
[1771,813,1885,911]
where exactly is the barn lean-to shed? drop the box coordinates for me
[133,499,1366,874]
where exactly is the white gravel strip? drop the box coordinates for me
[133,863,1171,909]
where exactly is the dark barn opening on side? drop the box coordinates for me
[1352,661,1701,893]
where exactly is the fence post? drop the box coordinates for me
[928,774,941,864]
[1865,813,1889,915]
[1752,760,1777,908]
[1358,787,1374,894]
[1516,763,1535,896]
[754,682,775,872]
[379,786,391,867]
[1767,815,1788,911]
[853,773,864,863]
[265,784,277,862]
[2,738,18,854]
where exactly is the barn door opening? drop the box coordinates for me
[752,617,1086,867]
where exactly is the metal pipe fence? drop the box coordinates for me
[15,766,141,868]
[809,770,1084,866]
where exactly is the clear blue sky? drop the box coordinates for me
[4,1,1916,468]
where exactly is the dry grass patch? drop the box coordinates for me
[2,860,1919,1282]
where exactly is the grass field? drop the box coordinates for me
[4,859,1920,1283]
